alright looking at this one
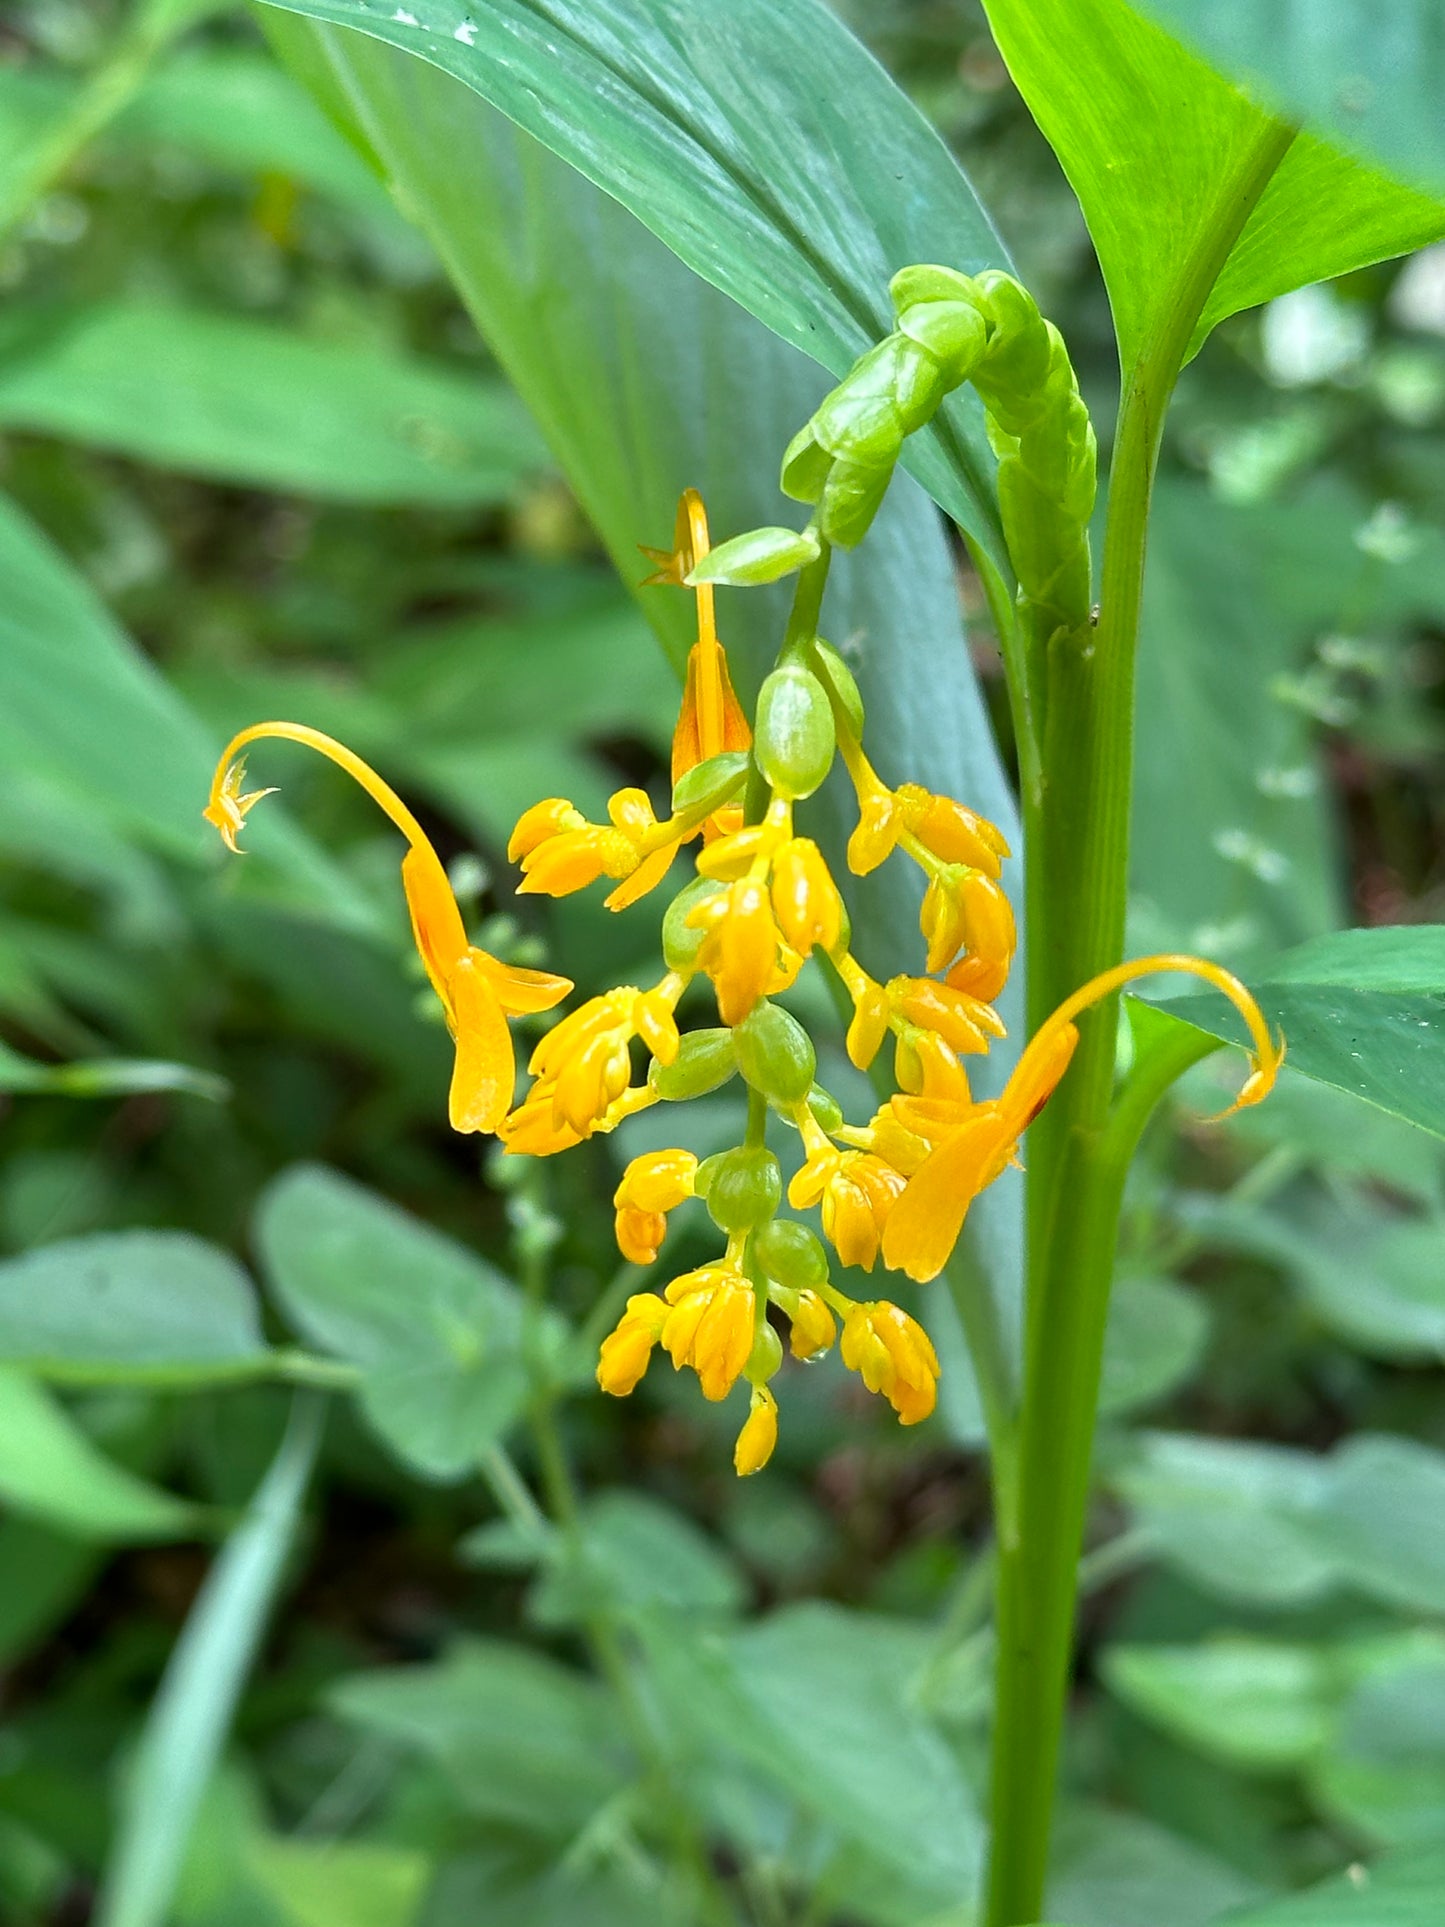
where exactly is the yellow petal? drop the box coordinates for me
[880,1112,1004,1283]
[402,845,469,1015]
[445,952,515,1135]
[472,954,572,1015]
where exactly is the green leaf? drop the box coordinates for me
[247,1838,431,1927]
[1133,0,1445,199]
[254,1163,554,1480]
[0,1041,227,1102]
[1158,926,1445,1139]
[329,1638,628,1836]
[0,302,545,504]
[94,1396,323,1927]
[264,17,1026,1426]
[1225,1842,1445,1925]
[1133,481,1345,959]
[0,1370,198,1542]
[1103,1640,1336,1772]
[1313,1651,1445,1849]
[0,489,376,929]
[519,1488,746,1629]
[1100,1274,1209,1417]
[0,1231,271,1386]
[258,0,1012,561]
[1047,1805,1260,1927]
[981,0,1445,374]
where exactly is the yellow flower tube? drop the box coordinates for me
[204,722,571,1135]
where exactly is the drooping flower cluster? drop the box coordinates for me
[204,269,1283,1480]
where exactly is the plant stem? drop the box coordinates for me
[984,117,1295,1927]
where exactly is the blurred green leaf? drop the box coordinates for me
[1100,1274,1210,1417]
[255,1163,555,1480]
[1225,1841,1445,1924]
[1046,1805,1260,1927]
[0,1230,272,1387]
[982,0,1445,374]
[0,1370,198,1542]
[0,489,376,929]
[330,1638,629,1835]
[1158,925,1445,1138]
[519,1489,746,1629]
[95,1395,323,1927]
[0,303,545,505]
[1103,1640,1336,1773]
[1133,0,1445,198]
[0,1041,226,1102]
[260,0,1012,561]
[247,1837,430,1927]
[1313,1651,1445,1849]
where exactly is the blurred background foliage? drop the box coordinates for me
[0,1,1441,1923]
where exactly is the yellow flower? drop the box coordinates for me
[597,1292,670,1395]
[920,865,1016,976]
[641,487,753,799]
[511,787,679,911]
[661,1262,757,1401]
[204,723,571,1135]
[512,977,682,1142]
[770,837,845,957]
[887,974,1006,1058]
[837,954,891,1070]
[781,1287,837,1360]
[883,952,1286,1284]
[687,875,793,1026]
[789,1139,909,1272]
[840,1301,940,1424]
[837,742,1010,882]
[613,1148,698,1264]
[734,1384,779,1475]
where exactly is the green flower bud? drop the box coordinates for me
[781,422,834,503]
[817,455,893,548]
[662,876,724,972]
[896,298,989,380]
[697,1144,782,1233]
[811,636,865,739]
[746,1319,784,1385]
[754,1217,829,1291]
[805,1083,845,1134]
[650,1026,737,1101]
[672,750,749,820]
[733,999,817,1105]
[889,263,980,312]
[687,525,821,587]
[999,458,1079,600]
[753,663,836,800]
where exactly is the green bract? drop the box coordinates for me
[650,1028,738,1102]
[752,664,837,800]
[686,525,821,587]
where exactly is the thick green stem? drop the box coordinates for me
[984,118,1295,1927]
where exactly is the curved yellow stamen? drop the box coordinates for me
[1018,952,1285,1118]
[679,489,725,761]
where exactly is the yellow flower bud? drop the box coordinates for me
[662,1264,756,1401]
[787,1288,837,1359]
[840,1301,940,1424]
[733,1385,779,1476]
[770,837,844,958]
[597,1292,670,1395]
[508,796,585,863]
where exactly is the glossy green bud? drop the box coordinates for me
[662,876,724,972]
[811,636,865,739]
[746,1320,784,1385]
[974,271,1051,399]
[999,458,1079,600]
[733,999,817,1105]
[754,1217,829,1291]
[889,263,979,312]
[896,298,988,381]
[650,1026,737,1101]
[805,1083,845,1134]
[817,455,893,548]
[753,663,836,800]
[780,422,834,503]
[672,750,749,820]
[688,525,821,587]
[697,1144,782,1233]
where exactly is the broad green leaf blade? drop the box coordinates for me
[1157,926,1445,1139]
[258,0,1012,561]
[981,0,1445,374]
[266,17,1026,1425]
[255,1163,554,1479]
[1048,1808,1259,1927]
[0,1231,270,1385]
[0,1369,199,1542]
[1102,1640,1336,1773]
[1134,0,1445,199]
[330,1638,629,1835]
[1224,1841,1445,1925]
[0,488,377,929]
[0,1040,227,1102]
[94,1394,323,1927]
[0,303,544,504]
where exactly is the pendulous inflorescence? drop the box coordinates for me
[203,266,1283,1478]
